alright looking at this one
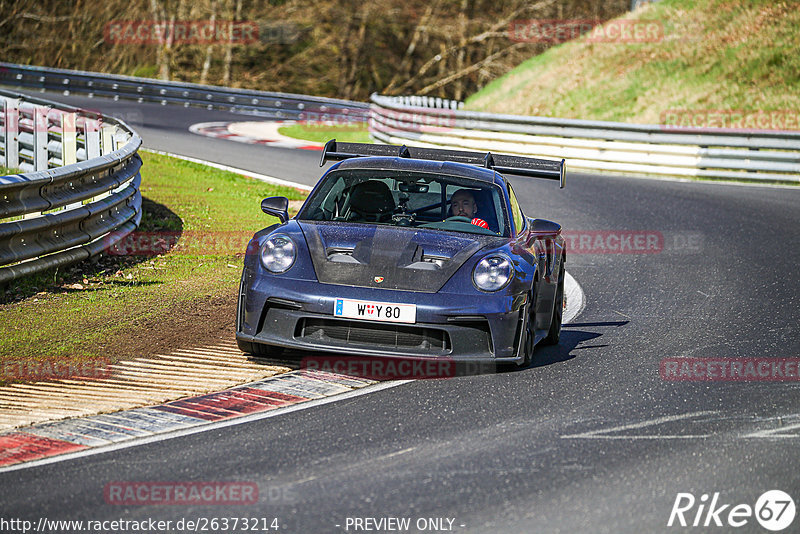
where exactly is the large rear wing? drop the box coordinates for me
[320,140,566,188]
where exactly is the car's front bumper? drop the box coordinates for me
[236,274,527,363]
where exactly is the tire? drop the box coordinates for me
[543,259,565,346]
[516,290,536,368]
[237,339,284,358]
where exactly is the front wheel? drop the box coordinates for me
[543,259,565,346]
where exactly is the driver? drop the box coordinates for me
[450,189,489,229]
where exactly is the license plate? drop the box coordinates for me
[333,298,416,324]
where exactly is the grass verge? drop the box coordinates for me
[466,0,800,125]
[0,151,307,384]
[278,122,371,144]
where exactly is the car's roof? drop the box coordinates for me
[332,156,504,185]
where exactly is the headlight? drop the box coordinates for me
[260,235,296,273]
[473,254,513,291]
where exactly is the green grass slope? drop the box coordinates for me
[0,151,306,374]
[465,0,799,124]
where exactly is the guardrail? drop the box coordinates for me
[0,88,142,284]
[370,94,800,182]
[0,62,368,122]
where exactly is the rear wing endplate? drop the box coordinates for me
[320,140,566,188]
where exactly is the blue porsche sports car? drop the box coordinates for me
[236,141,567,367]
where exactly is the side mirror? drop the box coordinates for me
[529,218,561,236]
[261,196,290,223]
[527,219,561,276]
[526,218,561,246]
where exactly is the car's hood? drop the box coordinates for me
[299,221,502,292]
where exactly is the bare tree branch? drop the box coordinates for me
[200,0,218,84]
[417,41,527,95]
[390,0,558,95]
[18,13,72,22]
[384,1,439,93]
[223,0,242,85]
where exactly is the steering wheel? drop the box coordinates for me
[444,216,475,224]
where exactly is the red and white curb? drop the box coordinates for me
[0,369,382,471]
[0,274,584,472]
[189,120,323,150]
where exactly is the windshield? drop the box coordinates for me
[298,169,510,237]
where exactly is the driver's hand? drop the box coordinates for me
[471,218,489,229]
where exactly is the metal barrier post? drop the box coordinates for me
[3,98,20,170]
[61,112,77,166]
[85,118,101,159]
[101,125,114,155]
[33,106,49,171]
[61,111,84,210]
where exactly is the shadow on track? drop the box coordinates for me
[241,321,630,380]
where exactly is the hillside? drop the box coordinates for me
[465,0,800,124]
[0,0,628,101]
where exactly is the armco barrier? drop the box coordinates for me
[0,89,142,284]
[0,62,368,122]
[370,94,800,182]
[3,63,795,182]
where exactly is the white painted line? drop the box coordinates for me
[140,148,313,191]
[579,170,800,190]
[376,446,416,461]
[0,380,411,474]
[742,422,800,439]
[561,410,717,440]
[563,435,712,440]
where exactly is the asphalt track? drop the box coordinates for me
[2,94,800,533]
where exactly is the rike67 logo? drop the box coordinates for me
[668,490,795,531]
